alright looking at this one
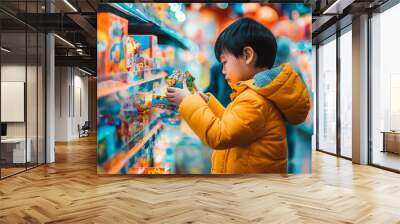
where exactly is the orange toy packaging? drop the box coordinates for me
[130,35,158,70]
[126,36,140,72]
[97,12,128,78]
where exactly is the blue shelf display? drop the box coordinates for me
[110,3,198,51]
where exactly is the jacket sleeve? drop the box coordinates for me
[206,93,225,118]
[179,93,265,149]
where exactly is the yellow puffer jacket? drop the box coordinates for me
[178,63,310,174]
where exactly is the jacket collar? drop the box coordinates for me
[229,64,287,100]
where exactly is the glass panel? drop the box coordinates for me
[340,29,352,158]
[317,37,337,154]
[26,0,39,169]
[0,1,46,178]
[1,31,27,177]
[371,5,400,171]
[27,31,38,169]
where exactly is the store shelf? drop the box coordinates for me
[97,68,161,82]
[115,118,156,155]
[102,3,198,51]
[105,121,164,174]
[97,72,167,98]
[112,3,160,27]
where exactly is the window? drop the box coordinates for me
[371,3,400,171]
[339,28,352,158]
[317,36,337,154]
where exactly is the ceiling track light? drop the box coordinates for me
[323,0,342,15]
[78,67,93,76]
[63,0,78,12]
[1,47,11,53]
[322,0,356,15]
[54,34,75,48]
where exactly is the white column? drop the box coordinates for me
[46,33,55,163]
[352,14,369,164]
[45,0,55,163]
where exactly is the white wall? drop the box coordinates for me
[1,65,26,139]
[72,72,89,138]
[55,66,69,141]
[1,64,45,163]
[54,67,89,141]
[1,65,40,138]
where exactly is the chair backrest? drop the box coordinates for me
[81,121,90,129]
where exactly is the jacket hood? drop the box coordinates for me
[230,63,310,125]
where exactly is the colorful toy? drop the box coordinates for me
[165,70,185,88]
[135,57,145,80]
[166,73,178,87]
[175,71,184,88]
[126,36,140,72]
[97,125,117,165]
[184,71,198,94]
[130,35,158,69]
[135,92,153,129]
[165,70,197,93]
[97,12,128,77]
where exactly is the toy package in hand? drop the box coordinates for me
[166,70,198,91]
[165,70,182,88]
[151,70,198,110]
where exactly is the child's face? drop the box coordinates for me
[220,51,252,85]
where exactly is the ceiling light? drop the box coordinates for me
[322,0,354,15]
[54,34,75,48]
[1,47,11,53]
[323,1,340,14]
[63,0,78,12]
[78,67,93,76]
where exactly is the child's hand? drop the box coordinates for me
[198,92,209,102]
[165,87,191,107]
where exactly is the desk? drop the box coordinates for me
[381,131,400,154]
[1,138,31,163]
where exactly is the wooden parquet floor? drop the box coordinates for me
[1,135,400,224]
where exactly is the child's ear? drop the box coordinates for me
[243,46,255,65]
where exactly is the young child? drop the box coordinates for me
[166,18,310,174]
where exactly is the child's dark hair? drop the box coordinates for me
[215,17,277,69]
